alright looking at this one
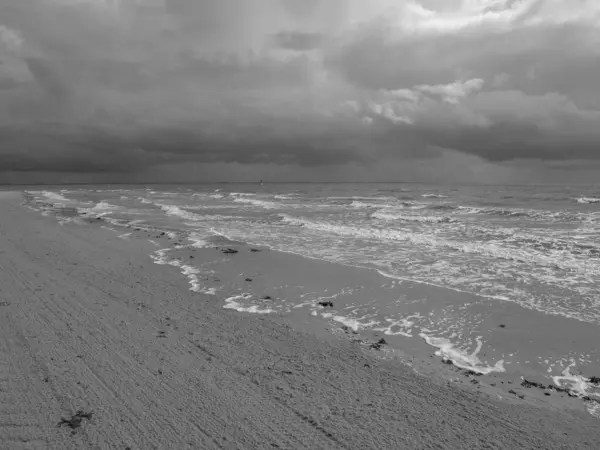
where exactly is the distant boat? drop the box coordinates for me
[260,180,264,186]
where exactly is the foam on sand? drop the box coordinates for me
[150,247,217,295]
[188,233,215,249]
[320,312,379,332]
[551,361,600,398]
[374,317,421,337]
[419,333,505,374]
[224,294,275,314]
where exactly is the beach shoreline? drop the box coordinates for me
[1,190,599,449]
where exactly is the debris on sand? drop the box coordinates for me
[341,325,358,335]
[498,324,506,328]
[521,379,546,389]
[245,278,253,282]
[57,410,93,431]
[464,370,482,377]
[157,331,167,338]
[261,295,273,300]
[221,248,238,254]
[318,301,334,308]
[370,338,387,351]
[589,376,600,385]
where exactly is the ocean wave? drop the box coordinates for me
[233,197,280,209]
[418,203,459,211]
[397,201,429,209]
[372,211,455,224]
[185,215,249,223]
[137,197,154,204]
[349,201,382,209]
[224,293,275,314]
[81,201,122,214]
[278,214,441,247]
[279,214,598,274]
[577,197,600,204]
[416,203,560,221]
[422,194,448,198]
[457,224,600,256]
[183,204,236,210]
[156,203,203,221]
[148,191,182,196]
[454,205,596,222]
[273,194,299,200]
[327,196,394,201]
[30,191,72,204]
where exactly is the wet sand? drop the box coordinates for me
[2,191,600,449]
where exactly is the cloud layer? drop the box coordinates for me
[1,0,599,183]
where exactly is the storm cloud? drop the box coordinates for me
[0,0,599,183]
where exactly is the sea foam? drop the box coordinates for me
[577,197,600,204]
[419,333,505,374]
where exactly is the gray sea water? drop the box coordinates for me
[24,183,600,408]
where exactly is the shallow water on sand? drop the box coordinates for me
[24,183,600,408]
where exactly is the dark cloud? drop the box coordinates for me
[272,31,325,51]
[0,0,599,183]
[24,57,69,98]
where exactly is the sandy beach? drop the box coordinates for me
[1,190,599,449]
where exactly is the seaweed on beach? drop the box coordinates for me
[588,376,600,385]
[370,338,387,351]
[58,410,93,431]
[521,379,546,389]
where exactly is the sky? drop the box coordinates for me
[0,0,599,184]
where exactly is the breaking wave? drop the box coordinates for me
[577,197,600,204]
[371,211,455,224]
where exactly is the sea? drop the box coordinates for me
[22,183,600,409]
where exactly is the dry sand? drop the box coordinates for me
[1,191,600,449]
